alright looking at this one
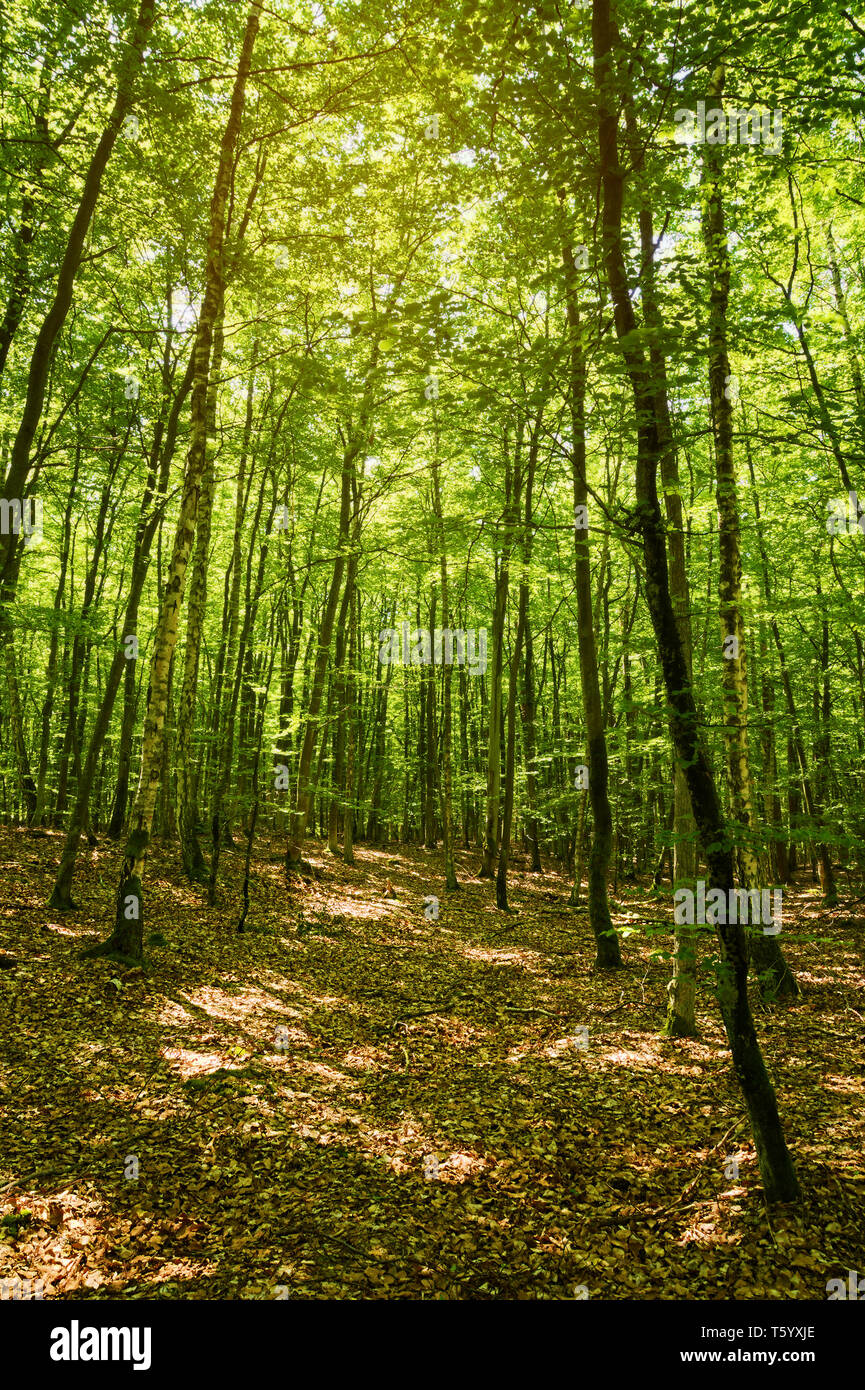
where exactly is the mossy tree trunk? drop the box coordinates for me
[177,315,224,884]
[84,0,262,960]
[619,64,700,1030]
[593,0,799,1202]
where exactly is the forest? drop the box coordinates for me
[0,0,864,1314]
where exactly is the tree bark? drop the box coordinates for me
[342,583,358,865]
[593,0,799,1201]
[176,315,224,882]
[496,419,535,911]
[480,432,516,876]
[561,234,622,967]
[700,65,797,1000]
[430,426,458,890]
[745,442,837,905]
[83,0,262,960]
[285,463,363,870]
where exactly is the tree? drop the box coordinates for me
[83,0,262,960]
[592,0,799,1202]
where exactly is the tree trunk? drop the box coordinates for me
[0,607,37,824]
[0,0,157,593]
[83,0,262,961]
[746,445,837,905]
[619,87,700,1031]
[176,315,224,883]
[700,65,796,1000]
[34,453,79,823]
[561,235,622,968]
[342,584,358,865]
[108,330,196,839]
[495,424,532,911]
[285,473,363,870]
[430,436,458,889]
[593,0,799,1202]
[480,436,516,877]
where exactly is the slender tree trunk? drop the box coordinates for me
[459,664,471,849]
[328,651,345,856]
[700,66,797,1000]
[497,410,540,909]
[480,435,516,877]
[0,0,157,592]
[423,590,437,849]
[83,0,262,961]
[0,607,37,824]
[328,550,356,855]
[746,445,838,905]
[561,236,622,967]
[758,621,789,882]
[620,89,700,1030]
[285,484,363,871]
[430,434,458,890]
[108,333,195,839]
[208,487,276,902]
[342,584,357,865]
[594,0,799,1201]
[176,316,224,882]
[237,621,277,933]
[366,637,392,846]
[520,611,542,872]
[34,453,79,823]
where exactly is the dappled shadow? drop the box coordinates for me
[0,829,863,1299]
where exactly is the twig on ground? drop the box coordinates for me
[656,1117,748,1216]
[500,1004,561,1016]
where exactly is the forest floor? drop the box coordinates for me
[1,827,864,1301]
